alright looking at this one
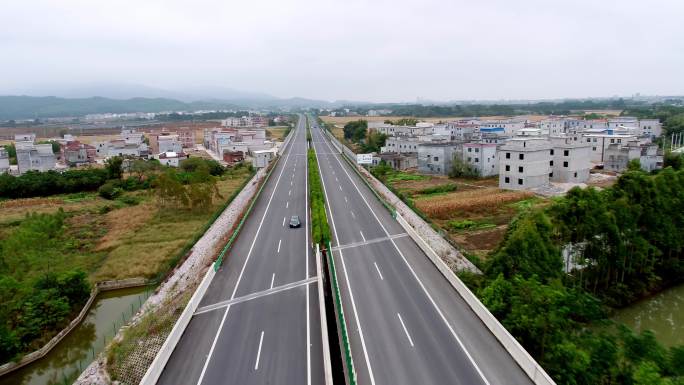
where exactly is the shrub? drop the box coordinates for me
[419,183,457,195]
[98,181,123,200]
[116,194,142,206]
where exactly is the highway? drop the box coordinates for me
[156,115,325,385]
[310,119,533,385]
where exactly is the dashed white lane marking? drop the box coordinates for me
[283,217,286,226]
[351,211,355,218]
[397,313,414,347]
[359,230,366,242]
[277,239,282,253]
[344,196,348,203]
[270,273,275,289]
[338,185,342,191]
[286,201,289,208]
[374,262,384,281]
[289,190,291,196]
[254,331,265,370]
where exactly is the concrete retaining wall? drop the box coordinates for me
[139,266,215,385]
[0,278,149,377]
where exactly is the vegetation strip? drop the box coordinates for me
[307,127,354,384]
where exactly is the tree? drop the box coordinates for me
[664,113,684,136]
[628,158,642,171]
[343,120,368,143]
[486,211,562,281]
[360,131,387,153]
[449,156,479,178]
[105,156,123,180]
[664,151,683,170]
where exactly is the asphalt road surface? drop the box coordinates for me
[310,119,533,385]
[157,115,324,385]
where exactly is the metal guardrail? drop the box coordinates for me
[326,241,357,385]
[316,244,334,385]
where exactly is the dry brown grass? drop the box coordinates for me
[0,195,107,225]
[96,202,156,251]
[415,188,534,219]
[90,173,251,281]
[266,126,288,141]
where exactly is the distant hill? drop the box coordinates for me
[0,96,204,120]
[0,94,352,120]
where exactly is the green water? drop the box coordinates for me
[0,286,152,385]
[611,284,684,347]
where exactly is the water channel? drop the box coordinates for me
[611,284,684,347]
[0,286,152,385]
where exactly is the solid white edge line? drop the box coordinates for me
[397,313,414,347]
[313,125,375,385]
[195,113,299,385]
[319,123,491,385]
[373,262,384,281]
[254,331,265,370]
[305,128,311,385]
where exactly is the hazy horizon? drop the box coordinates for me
[1,0,683,102]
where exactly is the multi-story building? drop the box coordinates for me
[178,129,196,148]
[479,119,526,135]
[221,115,268,128]
[157,134,183,154]
[0,148,9,174]
[604,141,663,172]
[61,141,96,165]
[581,130,638,164]
[16,141,56,174]
[462,143,498,177]
[381,136,421,154]
[549,137,592,183]
[121,128,144,145]
[638,119,662,138]
[499,138,552,190]
[417,142,462,175]
[538,118,567,136]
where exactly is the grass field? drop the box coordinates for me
[0,167,253,283]
[266,126,289,141]
[381,170,546,258]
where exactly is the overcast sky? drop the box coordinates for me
[1,0,683,102]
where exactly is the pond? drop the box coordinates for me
[0,286,153,385]
[611,284,684,347]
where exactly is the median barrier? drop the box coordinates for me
[316,245,334,385]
